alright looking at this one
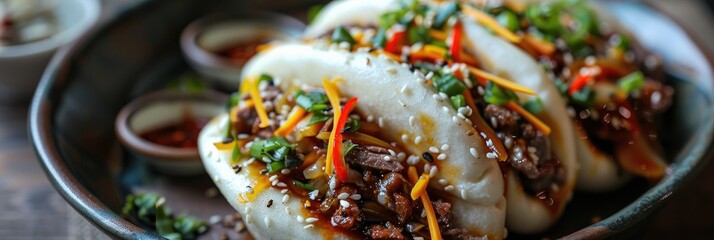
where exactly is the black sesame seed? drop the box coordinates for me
[267,199,273,208]
[422,152,434,163]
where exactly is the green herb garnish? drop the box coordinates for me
[433,73,466,97]
[617,71,644,94]
[484,81,519,105]
[332,26,356,46]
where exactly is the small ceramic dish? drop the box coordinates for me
[180,11,305,90]
[0,0,99,102]
[115,90,227,175]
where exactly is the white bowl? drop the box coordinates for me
[180,11,304,90]
[115,90,227,176]
[0,0,100,102]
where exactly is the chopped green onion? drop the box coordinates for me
[372,28,387,48]
[554,78,570,96]
[307,4,324,23]
[259,74,274,84]
[332,26,356,46]
[484,81,519,105]
[379,11,403,29]
[263,137,291,152]
[267,161,285,173]
[450,94,466,109]
[341,119,360,133]
[617,71,644,94]
[525,4,561,34]
[496,11,520,32]
[432,2,460,29]
[230,137,241,165]
[226,92,240,110]
[249,140,265,158]
[308,113,330,125]
[292,180,317,191]
[433,74,466,97]
[342,140,357,156]
[522,97,544,114]
[429,40,448,49]
[611,34,630,50]
[296,91,329,112]
[570,86,596,107]
[408,26,431,44]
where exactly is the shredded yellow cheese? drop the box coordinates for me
[429,29,448,41]
[468,66,536,95]
[462,5,522,43]
[505,102,552,135]
[245,76,271,128]
[407,167,442,240]
[274,107,307,136]
[410,174,430,200]
[372,50,402,62]
[322,77,343,176]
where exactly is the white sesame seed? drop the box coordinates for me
[303,224,315,229]
[397,152,406,161]
[432,94,440,100]
[350,194,362,200]
[486,139,494,147]
[415,237,425,240]
[265,216,271,228]
[423,164,431,173]
[383,155,392,161]
[414,136,423,144]
[444,185,455,191]
[401,85,408,93]
[340,200,350,208]
[421,210,427,218]
[281,189,288,194]
[388,149,397,157]
[452,116,459,123]
[337,192,350,200]
[306,217,319,223]
[246,187,254,194]
[409,116,416,126]
[425,71,434,79]
[619,107,632,119]
[480,132,487,138]
[469,148,478,158]
[271,180,279,186]
[442,106,449,112]
[269,175,279,182]
[378,117,384,127]
[437,153,447,160]
[282,194,290,204]
[297,216,305,223]
[438,92,448,100]
[245,214,252,224]
[429,147,439,153]
[281,169,291,175]
[387,67,397,74]
[401,134,409,142]
[407,155,420,165]
[429,166,438,177]
[285,206,291,215]
[367,115,374,122]
[486,152,497,159]
[438,179,448,185]
[460,189,468,200]
[276,182,287,188]
[441,144,450,151]
[245,206,252,214]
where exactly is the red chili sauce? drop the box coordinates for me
[139,116,209,148]
[215,37,270,62]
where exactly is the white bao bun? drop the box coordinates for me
[307,0,578,234]
[199,44,507,239]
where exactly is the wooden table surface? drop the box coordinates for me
[1,0,714,239]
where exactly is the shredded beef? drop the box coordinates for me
[433,200,453,228]
[484,104,520,133]
[331,199,362,230]
[345,146,404,172]
[367,223,405,240]
[391,193,412,225]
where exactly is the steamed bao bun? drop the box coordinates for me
[307,0,577,234]
[198,43,507,239]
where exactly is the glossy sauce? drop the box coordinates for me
[140,116,209,148]
[216,37,270,63]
